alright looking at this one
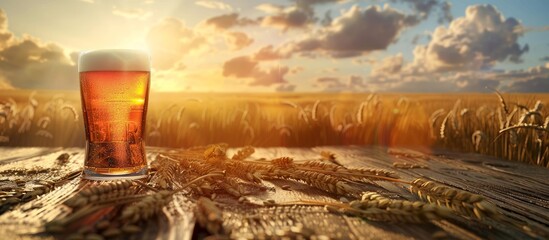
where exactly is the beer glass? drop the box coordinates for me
[79,49,150,180]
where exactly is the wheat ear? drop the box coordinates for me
[409,178,502,220]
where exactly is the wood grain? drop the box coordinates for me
[0,146,548,239]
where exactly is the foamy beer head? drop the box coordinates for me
[79,49,150,72]
[79,49,151,180]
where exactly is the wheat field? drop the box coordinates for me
[1,90,548,167]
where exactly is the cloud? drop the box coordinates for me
[364,53,509,92]
[224,31,253,50]
[313,75,367,92]
[0,37,77,89]
[195,0,233,11]
[249,3,445,62]
[352,58,375,65]
[370,53,403,79]
[506,63,549,79]
[146,18,208,70]
[0,9,76,89]
[256,3,284,14]
[369,53,404,82]
[502,77,549,93]
[365,70,501,93]
[222,56,288,86]
[275,84,296,92]
[252,45,292,61]
[315,77,345,90]
[283,5,418,58]
[0,10,6,29]
[439,1,453,23]
[260,6,312,30]
[513,25,549,34]
[257,0,350,30]
[392,0,453,23]
[293,0,346,7]
[408,4,528,73]
[361,4,544,93]
[497,63,549,92]
[251,65,289,86]
[204,13,257,30]
[112,7,152,20]
[222,56,257,78]
[0,9,13,49]
[540,56,549,62]
[320,10,333,26]
[349,75,366,87]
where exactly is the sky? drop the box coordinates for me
[1,0,549,92]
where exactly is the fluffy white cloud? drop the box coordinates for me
[0,9,76,89]
[278,5,418,58]
[364,4,538,93]
[408,4,528,73]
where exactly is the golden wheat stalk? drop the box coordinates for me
[311,100,320,121]
[409,178,502,220]
[118,190,173,223]
[493,89,509,115]
[231,146,255,160]
[63,180,135,208]
[286,170,360,196]
[297,161,400,180]
[289,195,451,224]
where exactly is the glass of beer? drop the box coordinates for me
[79,49,150,180]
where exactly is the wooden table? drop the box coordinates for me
[0,146,548,239]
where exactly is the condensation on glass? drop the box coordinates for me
[79,49,150,180]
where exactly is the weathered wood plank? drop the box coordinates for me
[0,147,63,165]
[0,146,548,240]
[315,146,549,239]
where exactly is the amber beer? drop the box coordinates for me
[79,49,150,180]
